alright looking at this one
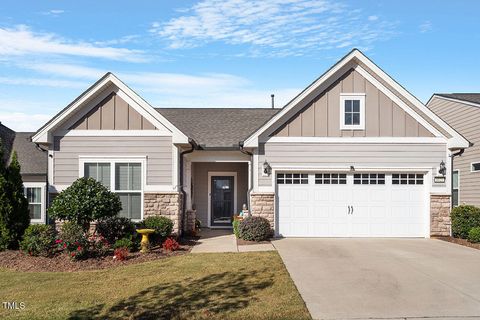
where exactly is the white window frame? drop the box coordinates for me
[79,156,146,221]
[452,170,460,207]
[24,182,46,224]
[471,162,480,173]
[340,93,366,130]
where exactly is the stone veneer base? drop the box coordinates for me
[430,194,451,237]
[250,192,275,228]
[144,192,183,235]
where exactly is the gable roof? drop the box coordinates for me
[156,108,278,148]
[433,93,480,107]
[32,73,189,144]
[243,49,470,149]
[0,122,15,165]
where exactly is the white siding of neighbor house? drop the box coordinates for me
[258,142,447,187]
[53,136,173,185]
[428,96,480,206]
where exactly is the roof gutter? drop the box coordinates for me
[179,138,198,236]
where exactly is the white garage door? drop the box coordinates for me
[277,172,426,237]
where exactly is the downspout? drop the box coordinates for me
[179,138,197,236]
[451,148,464,209]
[239,141,253,212]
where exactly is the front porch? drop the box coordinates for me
[183,150,252,229]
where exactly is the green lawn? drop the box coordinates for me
[0,251,311,320]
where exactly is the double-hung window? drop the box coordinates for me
[340,93,365,130]
[452,170,459,207]
[24,183,45,223]
[82,159,143,220]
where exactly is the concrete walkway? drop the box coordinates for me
[274,238,480,320]
[191,228,275,253]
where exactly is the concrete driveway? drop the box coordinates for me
[274,238,480,320]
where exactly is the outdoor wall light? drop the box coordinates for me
[350,165,355,172]
[439,160,447,176]
[262,160,272,177]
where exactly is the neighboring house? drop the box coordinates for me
[0,122,48,223]
[31,49,469,238]
[427,94,479,207]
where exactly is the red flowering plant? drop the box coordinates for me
[88,232,110,257]
[162,237,180,252]
[113,247,129,261]
[56,221,89,260]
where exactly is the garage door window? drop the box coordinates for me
[392,174,423,185]
[315,173,347,184]
[353,173,385,185]
[277,173,308,184]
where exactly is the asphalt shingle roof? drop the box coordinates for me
[156,108,279,148]
[11,132,47,175]
[437,93,480,106]
[0,122,15,165]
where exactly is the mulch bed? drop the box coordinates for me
[0,238,196,272]
[434,236,480,250]
[236,238,271,246]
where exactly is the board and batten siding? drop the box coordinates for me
[258,142,446,186]
[428,96,480,206]
[53,136,173,186]
[274,69,433,138]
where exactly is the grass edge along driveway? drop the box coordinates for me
[0,251,311,320]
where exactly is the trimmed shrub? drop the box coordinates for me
[96,217,136,245]
[239,216,273,242]
[0,224,11,251]
[48,177,122,232]
[162,237,180,251]
[57,221,89,260]
[113,237,135,252]
[451,205,480,239]
[232,219,240,238]
[88,233,110,257]
[468,227,480,243]
[20,225,56,257]
[141,216,174,244]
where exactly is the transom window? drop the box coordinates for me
[354,173,385,185]
[83,160,143,220]
[472,162,480,172]
[277,173,308,184]
[392,174,424,185]
[340,94,365,130]
[315,173,347,184]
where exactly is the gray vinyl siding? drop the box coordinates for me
[258,142,446,186]
[428,97,480,206]
[53,136,172,185]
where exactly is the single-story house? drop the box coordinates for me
[25,49,469,238]
[427,93,479,207]
[0,122,48,223]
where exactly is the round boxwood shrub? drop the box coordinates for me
[141,216,174,244]
[20,224,56,257]
[451,205,480,239]
[239,216,273,242]
[113,237,135,252]
[468,227,480,243]
[48,177,122,232]
[96,216,136,245]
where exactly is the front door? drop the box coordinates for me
[210,176,234,227]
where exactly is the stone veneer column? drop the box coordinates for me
[250,192,275,228]
[430,194,451,236]
[144,192,183,236]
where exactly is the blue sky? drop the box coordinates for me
[0,0,478,131]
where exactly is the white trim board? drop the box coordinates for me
[207,171,237,229]
[428,95,480,110]
[32,73,189,144]
[265,137,448,144]
[55,130,171,137]
[243,49,469,149]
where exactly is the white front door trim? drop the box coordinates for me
[207,171,237,229]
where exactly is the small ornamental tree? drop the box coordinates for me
[48,177,122,232]
[0,151,30,249]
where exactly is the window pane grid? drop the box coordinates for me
[353,173,385,185]
[392,173,424,185]
[344,99,361,126]
[315,173,347,185]
[277,173,308,184]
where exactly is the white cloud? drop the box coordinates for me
[0,25,146,62]
[151,0,396,56]
[0,112,52,132]
[41,9,65,16]
[419,21,432,33]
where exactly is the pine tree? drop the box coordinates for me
[0,149,30,250]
